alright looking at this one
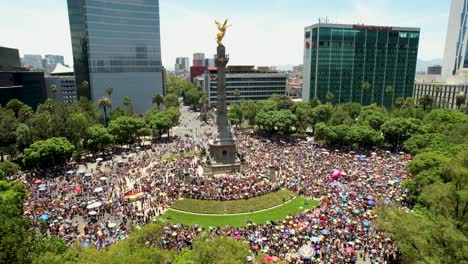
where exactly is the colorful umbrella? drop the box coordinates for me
[320,229,331,235]
[344,247,355,253]
[38,214,49,220]
[332,169,341,179]
[298,245,314,259]
[363,220,371,227]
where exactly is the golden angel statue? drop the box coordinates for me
[215,19,231,45]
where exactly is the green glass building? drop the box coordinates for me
[302,23,420,107]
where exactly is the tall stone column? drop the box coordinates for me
[208,44,240,173]
[214,44,235,145]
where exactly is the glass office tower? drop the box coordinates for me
[442,0,468,79]
[67,0,163,113]
[303,23,420,107]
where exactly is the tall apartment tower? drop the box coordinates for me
[175,57,190,74]
[303,23,420,107]
[67,0,163,113]
[442,0,468,79]
[193,53,205,67]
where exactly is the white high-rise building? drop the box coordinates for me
[175,57,189,75]
[442,0,468,79]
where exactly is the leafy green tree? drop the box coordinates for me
[376,207,468,264]
[228,104,243,127]
[65,113,88,148]
[292,102,314,131]
[310,97,321,108]
[329,106,353,126]
[150,112,173,137]
[164,107,181,127]
[6,99,27,119]
[346,124,383,147]
[108,116,146,144]
[152,93,163,109]
[381,117,427,147]
[395,97,405,108]
[312,104,333,124]
[98,97,111,127]
[109,106,126,121]
[240,100,257,126]
[314,122,336,142]
[358,109,387,130]
[199,94,209,122]
[74,96,100,124]
[84,125,114,150]
[15,124,32,153]
[418,94,434,111]
[184,88,201,109]
[23,137,74,168]
[256,109,297,133]
[164,93,180,108]
[0,161,20,180]
[404,133,445,155]
[256,99,279,112]
[29,112,52,141]
[340,102,362,119]
[50,85,58,101]
[407,152,451,188]
[404,97,416,108]
[0,108,19,158]
[270,94,293,110]
[423,109,467,134]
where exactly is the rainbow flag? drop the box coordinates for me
[124,191,145,199]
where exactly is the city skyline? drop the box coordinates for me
[0,0,450,69]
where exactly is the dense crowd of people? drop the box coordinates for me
[158,133,409,263]
[20,120,411,263]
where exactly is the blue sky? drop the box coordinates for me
[0,0,451,68]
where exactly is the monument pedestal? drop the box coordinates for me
[208,141,240,174]
[206,43,240,175]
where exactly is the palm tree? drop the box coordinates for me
[81,80,90,99]
[105,87,113,100]
[123,96,132,114]
[361,82,370,105]
[383,85,393,106]
[98,97,112,127]
[325,91,334,104]
[233,89,241,103]
[81,81,89,91]
[50,85,58,101]
[419,95,434,111]
[456,91,466,109]
[152,93,163,109]
[435,85,443,108]
[395,97,405,108]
